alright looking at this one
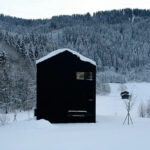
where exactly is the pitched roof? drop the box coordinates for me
[36,48,96,65]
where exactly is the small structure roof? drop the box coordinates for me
[36,48,96,65]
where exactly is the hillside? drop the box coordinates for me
[0,41,36,113]
[1,8,150,112]
[1,9,150,82]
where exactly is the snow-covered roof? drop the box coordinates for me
[36,48,96,65]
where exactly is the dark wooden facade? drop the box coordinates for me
[35,50,96,123]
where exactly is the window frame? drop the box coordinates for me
[76,72,93,81]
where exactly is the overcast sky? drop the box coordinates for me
[0,0,149,19]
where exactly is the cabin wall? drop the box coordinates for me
[36,52,96,123]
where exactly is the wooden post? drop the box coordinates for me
[123,96,133,125]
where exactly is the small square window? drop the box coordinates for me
[85,72,93,80]
[76,72,84,80]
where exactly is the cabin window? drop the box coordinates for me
[76,72,93,80]
[76,72,84,80]
[84,72,93,80]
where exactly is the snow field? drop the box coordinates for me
[0,83,150,150]
[97,83,150,117]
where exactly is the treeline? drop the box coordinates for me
[1,8,150,32]
[1,9,150,82]
[1,8,150,113]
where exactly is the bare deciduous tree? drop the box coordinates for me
[0,114,9,126]
[146,99,150,118]
[138,102,146,118]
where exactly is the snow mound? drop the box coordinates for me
[3,119,54,130]
[34,119,53,129]
[36,48,96,65]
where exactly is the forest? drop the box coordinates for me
[0,8,150,113]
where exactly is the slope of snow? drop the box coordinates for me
[36,48,96,65]
[1,83,150,150]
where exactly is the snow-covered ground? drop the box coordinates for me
[98,82,150,117]
[0,83,150,150]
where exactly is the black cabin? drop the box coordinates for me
[35,49,96,123]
